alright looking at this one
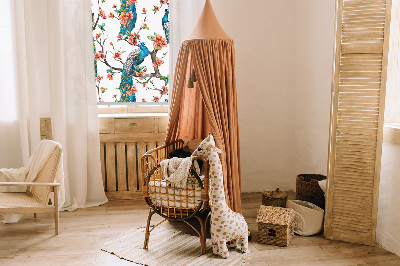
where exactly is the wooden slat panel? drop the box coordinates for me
[105,142,117,192]
[100,142,106,190]
[341,42,383,54]
[127,143,138,191]
[116,143,127,192]
[137,143,146,191]
[99,115,167,199]
[325,0,391,246]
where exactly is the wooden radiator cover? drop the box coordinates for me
[99,116,168,200]
[325,0,392,245]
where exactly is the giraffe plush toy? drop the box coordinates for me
[192,133,248,258]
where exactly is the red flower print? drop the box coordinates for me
[142,8,146,12]
[114,52,121,59]
[119,12,133,26]
[160,0,169,4]
[99,99,104,102]
[108,12,115,19]
[153,34,167,50]
[153,96,160,102]
[112,94,117,98]
[112,4,117,8]
[142,98,146,102]
[96,33,100,39]
[117,34,123,39]
[127,85,137,96]
[107,73,113,80]
[153,6,159,12]
[153,57,164,67]
[94,51,105,61]
[99,10,107,19]
[96,75,103,83]
[143,23,148,28]
[127,36,137,45]
[161,86,168,95]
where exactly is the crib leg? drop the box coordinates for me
[144,209,155,249]
[199,218,207,255]
[194,214,208,255]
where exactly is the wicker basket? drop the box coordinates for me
[296,174,326,209]
[256,205,296,247]
[262,188,287,208]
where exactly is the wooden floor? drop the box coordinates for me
[1,193,399,266]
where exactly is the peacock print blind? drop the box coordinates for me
[92,0,169,103]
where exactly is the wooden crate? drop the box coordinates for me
[99,115,168,200]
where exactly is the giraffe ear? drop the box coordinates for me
[211,144,222,154]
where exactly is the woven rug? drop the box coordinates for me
[102,226,250,265]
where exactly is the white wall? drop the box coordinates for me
[211,0,335,191]
[377,142,400,256]
[294,1,335,178]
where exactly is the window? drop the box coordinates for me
[92,0,169,103]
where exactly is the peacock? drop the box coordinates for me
[119,42,150,102]
[162,8,169,43]
[119,0,137,37]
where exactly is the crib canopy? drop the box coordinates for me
[166,0,242,212]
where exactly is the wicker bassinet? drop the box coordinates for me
[141,140,210,254]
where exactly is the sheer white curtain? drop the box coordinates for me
[0,0,107,211]
[170,0,205,76]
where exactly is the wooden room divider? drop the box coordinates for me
[325,0,392,245]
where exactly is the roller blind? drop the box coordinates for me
[325,0,392,245]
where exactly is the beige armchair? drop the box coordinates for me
[0,145,62,234]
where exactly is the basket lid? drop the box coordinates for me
[256,205,296,225]
[262,188,287,199]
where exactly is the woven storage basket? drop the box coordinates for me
[256,205,296,247]
[296,174,326,209]
[262,188,287,208]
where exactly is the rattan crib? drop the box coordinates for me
[141,140,210,254]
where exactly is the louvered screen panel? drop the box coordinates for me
[325,0,392,245]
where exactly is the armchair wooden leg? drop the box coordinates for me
[54,186,59,235]
[144,209,155,249]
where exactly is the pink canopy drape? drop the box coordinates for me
[166,38,242,213]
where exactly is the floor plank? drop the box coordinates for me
[0,192,398,265]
